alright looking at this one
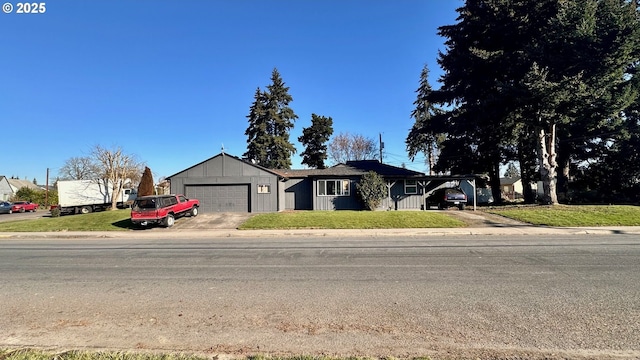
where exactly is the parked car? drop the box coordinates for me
[131,194,199,228]
[0,201,13,214]
[426,187,467,210]
[11,201,38,213]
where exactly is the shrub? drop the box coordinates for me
[50,207,61,217]
[356,171,387,210]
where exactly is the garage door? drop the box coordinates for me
[185,184,250,213]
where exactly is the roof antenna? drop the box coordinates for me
[221,143,225,155]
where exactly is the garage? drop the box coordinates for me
[185,184,250,213]
[168,153,283,213]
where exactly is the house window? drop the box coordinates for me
[405,180,418,194]
[257,184,271,194]
[318,180,350,196]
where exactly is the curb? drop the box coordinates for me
[2,226,640,240]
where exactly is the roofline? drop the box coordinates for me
[166,152,284,179]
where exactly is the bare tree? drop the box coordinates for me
[328,132,378,164]
[58,156,99,180]
[91,145,144,210]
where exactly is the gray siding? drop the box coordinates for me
[312,177,362,210]
[169,154,279,213]
[284,178,312,210]
[381,181,424,210]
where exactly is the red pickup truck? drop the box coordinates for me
[130,194,199,228]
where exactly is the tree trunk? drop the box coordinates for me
[517,149,535,204]
[556,142,571,203]
[489,160,502,205]
[537,124,559,205]
[427,145,435,176]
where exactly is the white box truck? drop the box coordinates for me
[56,180,137,215]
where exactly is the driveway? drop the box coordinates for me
[170,210,523,230]
[171,212,253,229]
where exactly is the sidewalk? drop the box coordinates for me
[2,224,640,240]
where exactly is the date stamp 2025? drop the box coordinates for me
[3,2,47,14]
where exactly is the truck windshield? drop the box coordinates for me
[133,198,157,210]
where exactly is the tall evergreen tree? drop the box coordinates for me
[244,88,270,165]
[418,0,639,205]
[298,114,333,169]
[244,68,298,169]
[406,64,445,175]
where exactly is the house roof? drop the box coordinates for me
[500,176,522,185]
[6,178,43,192]
[166,152,284,179]
[272,160,425,178]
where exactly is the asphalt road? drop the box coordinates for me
[0,210,45,223]
[1,235,639,359]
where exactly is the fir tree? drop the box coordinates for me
[244,68,298,169]
[298,114,333,169]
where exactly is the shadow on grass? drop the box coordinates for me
[112,219,138,230]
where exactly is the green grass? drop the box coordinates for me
[486,204,640,226]
[238,210,466,229]
[0,209,134,232]
[2,205,639,232]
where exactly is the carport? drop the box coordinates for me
[416,175,478,211]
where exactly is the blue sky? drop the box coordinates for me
[1,0,462,185]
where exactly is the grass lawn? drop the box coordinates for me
[239,210,466,229]
[486,204,640,226]
[0,209,133,232]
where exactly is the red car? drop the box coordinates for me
[11,201,38,213]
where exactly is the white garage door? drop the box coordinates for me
[185,184,250,213]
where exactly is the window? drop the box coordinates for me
[405,180,418,194]
[257,184,271,194]
[318,180,350,196]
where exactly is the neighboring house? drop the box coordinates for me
[168,152,478,213]
[500,176,543,201]
[0,176,12,201]
[0,176,44,201]
[500,176,523,200]
[155,180,171,195]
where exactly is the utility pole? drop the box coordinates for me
[379,133,384,163]
[45,168,49,207]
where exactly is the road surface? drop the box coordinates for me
[1,235,639,359]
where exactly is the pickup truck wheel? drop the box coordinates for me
[19,208,25,213]
[459,203,466,210]
[164,214,175,228]
[80,206,92,214]
[190,207,198,217]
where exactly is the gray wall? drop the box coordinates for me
[283,178,312,210]
[312,177,362,210]
[381,181,424,210]
[169,155,280,212]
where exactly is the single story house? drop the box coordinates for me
[167,152,477,213]
[0,176,44,201]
